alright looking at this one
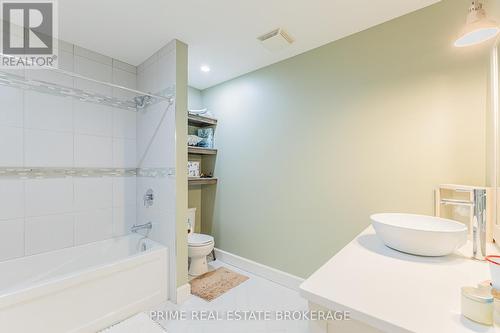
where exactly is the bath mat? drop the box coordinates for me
[190,267,249,301]
[99,313,166,333]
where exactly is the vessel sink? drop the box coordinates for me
[371,213,467,256]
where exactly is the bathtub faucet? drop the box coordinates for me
[131,222,152,234]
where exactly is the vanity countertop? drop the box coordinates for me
[299,226,494,333]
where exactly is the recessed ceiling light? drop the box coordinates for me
[200,65,211,73]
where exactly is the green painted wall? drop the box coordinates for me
[188,86,203,110]
[200,0,492,278]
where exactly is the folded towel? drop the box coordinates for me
[197,128,214,148]
[188,109,215,118]
[188,135,203,146]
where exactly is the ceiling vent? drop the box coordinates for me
[257,28,294,51]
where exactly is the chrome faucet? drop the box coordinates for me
[440,187,489,260]
[144,189,154,207]
[131,222,153,234]
[473,189,487,260]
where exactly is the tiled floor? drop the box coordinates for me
[100,313,166,333]
[151,260,309,333]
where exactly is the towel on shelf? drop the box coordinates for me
[188,108,215,118]
[188,135,204,146]
[197,128,214,148]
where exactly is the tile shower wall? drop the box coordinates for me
[137,40,177,299]
[0,42,138,261]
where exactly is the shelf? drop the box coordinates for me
[0,69,173,111]
[188,114,218,127]
[189,177,218,185]
[188,146,217,155]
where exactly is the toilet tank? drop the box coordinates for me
[187,208,196,234]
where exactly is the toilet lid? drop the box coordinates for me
[188,233,214,247]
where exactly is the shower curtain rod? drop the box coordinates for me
[0,53,175,102]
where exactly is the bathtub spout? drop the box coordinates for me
[131,222,152,234]
[138,237,148,252]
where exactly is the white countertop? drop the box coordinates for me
[299,226,495,333]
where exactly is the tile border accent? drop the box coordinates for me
[0,167,177,179]
[136,168,175,178]
[0,167,137,178]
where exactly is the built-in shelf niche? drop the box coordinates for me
[188,177,218,186]
[188,146,218,155]
[188,114,218,127]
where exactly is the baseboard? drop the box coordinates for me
[176,283,191,304]
[214,248,304,291]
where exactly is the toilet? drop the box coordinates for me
[187,208,215,276]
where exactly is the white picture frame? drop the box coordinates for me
[188,161,200,178]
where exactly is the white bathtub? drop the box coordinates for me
[0,234,168,333]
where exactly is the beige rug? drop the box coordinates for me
[190,267,249,301]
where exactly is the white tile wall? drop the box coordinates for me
[75,208,113,245]
[137,61,159,96]
[75,46,112,65]
[0,219,25,261]
[74,55,113,96]
[26,50,75,86]
[113,67,137,100]
[0,86,23,127]
[25,214,74,255]
[137,104,175,168]
[113,59,136,74]
[0,180,24,220]
[74,134,113,167]
[158,51,176,90]
[113,204,137,237]
[136,40,178,299]
[0,41,138,170]
[0,126,23,166]
[113,138,137,168]
[4,175,136,258]
[74,177,113,210]
[136,176,175,213]
[113,177,137,237]
[113,110,136,139]
[0,41,140,261]
[24,92,73,132]
[25,178,74,217]
[58,50,75,72]
[74,101,113,136]
[113,177,136,207]
[25,129,74,167]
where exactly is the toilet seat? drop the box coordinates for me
[188,233,214,247]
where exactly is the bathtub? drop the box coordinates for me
[0,234,168,333]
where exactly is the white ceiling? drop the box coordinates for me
[59,0,441,90]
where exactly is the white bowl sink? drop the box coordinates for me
[371,213,467,256]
